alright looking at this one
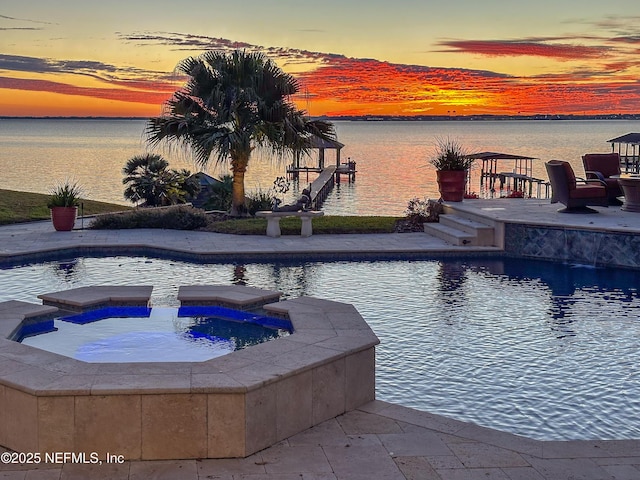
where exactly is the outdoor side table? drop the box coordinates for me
[615,174,640,212]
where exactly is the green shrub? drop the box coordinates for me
[203,174,233,211]
[122,154,199,207]
[429,137,474,171]
[89,205,209,230]
[47,180,83,208]
[246,190,274,215]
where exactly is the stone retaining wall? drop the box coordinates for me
[504,223,640,269]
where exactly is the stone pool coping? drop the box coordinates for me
[0,285,379,459]
[37,285,154,312]
[3,199,640,271]
[0,219,501,269]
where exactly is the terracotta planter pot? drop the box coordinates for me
[50,206,77,231]
[436,170,467,202]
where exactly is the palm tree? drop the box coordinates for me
[146,50,336,215]
[122,154,198,206]
[164,168,201,205]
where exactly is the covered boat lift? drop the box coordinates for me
[287,135,355,183]
[286,135,355,209]
[288,136,344,175]
[608,133,640,173]
[466,151,550,198]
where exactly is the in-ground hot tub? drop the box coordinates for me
[18,304,293,363]
[0,285,378,460]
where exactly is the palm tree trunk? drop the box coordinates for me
[230,154,249,216]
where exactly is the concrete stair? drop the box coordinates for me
[424,212,496,247]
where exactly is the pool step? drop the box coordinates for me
[424,214,496,247]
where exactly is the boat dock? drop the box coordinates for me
[308,165,336,209]
[288,161,357,210]
[609,133,640,173]
[335,160,357,183]
[287,161,356,182]
[285,134,356,209]
[469,151,551,199]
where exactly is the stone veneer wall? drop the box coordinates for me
[504,223,640,269]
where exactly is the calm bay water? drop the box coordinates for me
[1,118,639,215]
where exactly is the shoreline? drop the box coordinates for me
[3,114,640,121]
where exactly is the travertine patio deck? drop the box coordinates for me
[1,400,638,479]
[0,203,639,479]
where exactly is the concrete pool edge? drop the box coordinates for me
[0,285,379,460]
[360,400,640,460]
[0,244,504,270]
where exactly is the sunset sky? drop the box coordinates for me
[2,0,640,117]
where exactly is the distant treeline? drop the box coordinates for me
[320,114,640,122]
[2,114,640,121]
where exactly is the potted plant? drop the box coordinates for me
[48,181,83,231]
[430,138,475,202]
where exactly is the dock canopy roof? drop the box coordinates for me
[608,133,640,145]
[305,135,345,150]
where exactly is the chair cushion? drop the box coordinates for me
[561,161,577,189]
[582,153,621,178]
[569,184,606,199]
[604,178,623,192]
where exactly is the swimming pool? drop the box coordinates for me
[2,255,639,441]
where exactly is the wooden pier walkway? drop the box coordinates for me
[287,160,356,209]
[308,165,336,209]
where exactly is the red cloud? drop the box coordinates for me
[610,35,640,44]
[437,40,610,60]
[294,57,509,109]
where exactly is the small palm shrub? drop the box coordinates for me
[122,154,199,207]
[47,180,83,208]
[395,197,443,232]
[246,190,274,215]
[429,138,474,171]
[245,177,292,215]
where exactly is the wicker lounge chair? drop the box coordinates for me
[582,153,623,205]
[545,160,608,213]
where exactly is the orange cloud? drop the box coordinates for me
[291,54,640,116]
[0,76,172,105]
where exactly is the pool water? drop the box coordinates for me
[18,305,291,363]
[2,255,639,440]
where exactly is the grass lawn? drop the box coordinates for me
[204,215,400,235]
[1,189,404,234]
[0,189,131,225]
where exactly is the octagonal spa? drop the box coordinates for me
[0,285,378,460]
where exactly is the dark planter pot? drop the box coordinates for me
[436,170,466,202]
[50,206,77,231]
